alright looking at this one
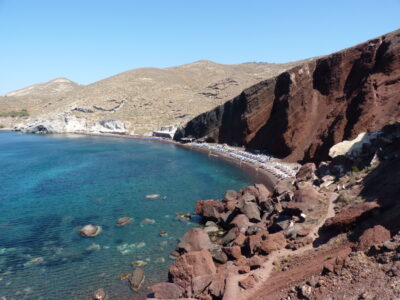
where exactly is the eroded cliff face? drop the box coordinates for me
[175,30,400,163]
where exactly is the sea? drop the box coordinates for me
[0,131,256,299]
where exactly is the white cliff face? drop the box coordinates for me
[14,114,129,135]
[329,131,381,159]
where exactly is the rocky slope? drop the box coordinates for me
[144,122,400,300]
[174,29,400,163]
[0,60,303,135]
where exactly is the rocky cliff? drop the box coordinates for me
[175,29,400,163]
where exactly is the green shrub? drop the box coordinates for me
[0,109,29,118]
[0,124,4,129]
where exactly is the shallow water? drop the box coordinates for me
[0,132,256,299]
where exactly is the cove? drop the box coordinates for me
[0,131,256,299]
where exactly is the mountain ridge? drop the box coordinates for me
[0,59,304,134]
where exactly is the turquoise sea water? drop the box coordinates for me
[0,132,255,299]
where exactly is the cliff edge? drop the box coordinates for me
[174,29,400,163]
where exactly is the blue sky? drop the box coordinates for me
[0,0,399,94]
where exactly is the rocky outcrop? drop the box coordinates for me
[175,29,400,163]
[14,114,129,135]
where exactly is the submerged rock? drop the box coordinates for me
[146,194,160,199]
[141,218,156,225]
[91,288,107,300]
[129,268,145,291]
[79,224,102,237]
[155,257,166,263]
[86,243,101,251]
[118,273,130,280]
[116,217,133,226]
[132,260,147,267]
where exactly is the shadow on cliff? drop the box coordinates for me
[246,72,292,158]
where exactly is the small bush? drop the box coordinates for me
[0,124,4,129]
[0,109,29,118]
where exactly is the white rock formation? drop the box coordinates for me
[329,131,381,158]
[14,113,129,135]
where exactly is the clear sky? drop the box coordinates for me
[0,0,399,94]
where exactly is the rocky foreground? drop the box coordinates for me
[140,122,400,300]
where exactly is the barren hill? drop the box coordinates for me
[0,60,303,134]
[0,78,80,112]
[175,29,400,162]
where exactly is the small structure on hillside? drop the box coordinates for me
[152,125,178,139]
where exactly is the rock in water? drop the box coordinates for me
[116,217,133,226]
[140,218,156,225]
[91,288,107,300]
[79,224,102,237]
[146,194,160,199]
[129,268,145,291]
[132,260,147,267]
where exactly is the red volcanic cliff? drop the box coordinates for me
[174,29,400,162]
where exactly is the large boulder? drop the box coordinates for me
[151,282,184,299]
[221,227,240,245]
[223,246,242,260]
[195,200,224,221]
[274,178,294,196]
[357,225,391,251]
[241,202,261,222]
[254,183,271,203]
[169,249,217,293]
[247,231,286,255]
[178,228,211,252]
[285,183,320,214]
[230,214,251,232]
[296,163,316,181]
[324,202,380,230]
[223,190,238,202]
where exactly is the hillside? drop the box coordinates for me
[174,29,400,163]
[0,60,303,134]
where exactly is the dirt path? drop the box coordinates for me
[222,191,337,300]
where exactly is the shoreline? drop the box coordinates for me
[2,129,281,190]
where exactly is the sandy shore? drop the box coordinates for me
[178,143,279,190]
